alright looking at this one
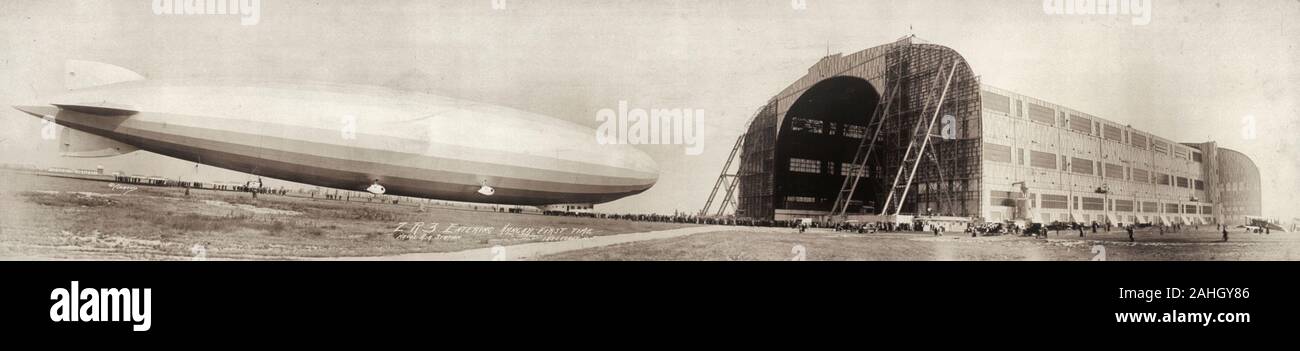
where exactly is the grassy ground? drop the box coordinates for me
[0,171,695,260]
[7,170,1293,261]
[539,226,1300,261]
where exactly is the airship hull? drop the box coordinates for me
[15,72,658,206]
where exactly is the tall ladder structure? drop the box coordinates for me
[699,133,745,217]
[878,58,960,217]
[700,109,763,217]
[827,46,906,221]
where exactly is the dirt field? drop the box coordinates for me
[0,171,695,260]
[539,227,1300,261]
[5,171,1294,261]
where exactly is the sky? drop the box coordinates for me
[0,0,1297,218]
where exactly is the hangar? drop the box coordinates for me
[701,36,1261,226]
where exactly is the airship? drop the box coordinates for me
[12,61,659,207]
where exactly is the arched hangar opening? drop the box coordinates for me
[773,76,881,215]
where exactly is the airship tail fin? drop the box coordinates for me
[51,103,139,116]
[65,60,146,90]
[59,127,139,158]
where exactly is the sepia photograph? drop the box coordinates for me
[1,0,1296,263]
[5,0,1300,338]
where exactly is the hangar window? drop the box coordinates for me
[789,158,821,174]
[1154,173,1171,185]
[1105,163,1125,179]
[1041,194,1069,209]
[790,118,824,134]
[982,91,1011,114]
[1070,157,1094,174]
[983,143,1013,163]
[1103,124,1122,142]
[1027,103,1055,125]
[1152,140,1169,155]
[785,196,816,203]
[1069,115,1092,134]
[843,124,866,139]
[1131,168,1150,183]
[840,163,867,177]
[1081,197,1105,211]
[1184,204,1198,214]
[1130,133,1148,149]
[1175,177,1189,188]
[1142,201,1159,213]
[1030,151,1057,169]
[1202,206,1213,214]
[1115,200,1135,212]
[1194,179,1205,190]
[1165,203,1181,213]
